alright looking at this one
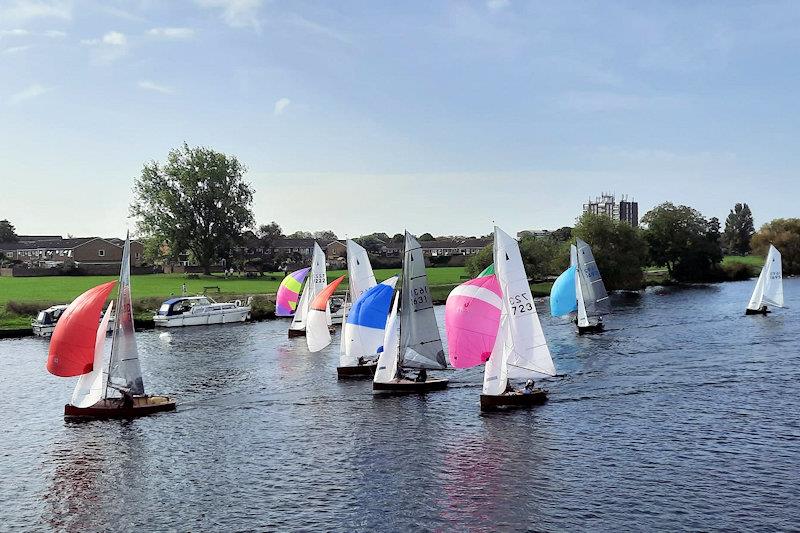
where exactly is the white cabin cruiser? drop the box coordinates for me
[153,296,251,327]
[32,305,69,337]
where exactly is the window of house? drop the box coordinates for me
[98,249,105,257]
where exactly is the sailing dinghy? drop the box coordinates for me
[746,244,784,315]
[480,227,557,410]
[550,239,610,333]
[373,232,448,393]
[276,267,311,317]
[338,276,398,378]
[47,235,175,418]
[288,242,328,337]
[307,275,346,352]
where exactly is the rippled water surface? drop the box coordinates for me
[2,279,800,531]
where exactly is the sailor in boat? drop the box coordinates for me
[109,385,135,408]
[523,379,536,394]
[415,369,427,383]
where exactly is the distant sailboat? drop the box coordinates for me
[373,232,448,393]
[288,242,328,337]
[47,235,175,418]
[276,267,311,317]
[746,244,784,315]
[307,275,346,352]
[550,239,610,333]
[337,276,398,378]
[480,227,557,410]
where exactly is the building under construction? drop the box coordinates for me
[582,193,639,227]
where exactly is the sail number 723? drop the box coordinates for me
[509,293,533,315]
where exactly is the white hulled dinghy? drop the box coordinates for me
[373,232,448,393]
[746,244,784,315]
[47,235,175,418]
[481,227,557,411]
[288,242,328,338]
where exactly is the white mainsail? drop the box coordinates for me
[748,244,784,310]
[290,242,327,332]
[105,234,145,396]
[399,231,447,369]
[374,293,400,384]
[346,239,377,302]
[575,239,610,327]
[483,227,556,396]
[71,301,113,408]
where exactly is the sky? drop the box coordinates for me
[1,0,799,239]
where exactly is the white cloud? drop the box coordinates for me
[274,97,290,115]
[137,80,175,95]
[0,1,71,23]
[0,28,30,37]
[146,27,195,39]
[3,45,32,54]
[486,0,509,11]
[8,83,50,105]
[102,31,126,46]
[196,0,264,29]
[43,29,66,38]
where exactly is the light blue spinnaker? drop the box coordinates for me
[550,265,578,317]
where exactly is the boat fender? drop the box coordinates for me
[235,300,241,307]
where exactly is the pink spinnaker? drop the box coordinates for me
[445,274,503,368]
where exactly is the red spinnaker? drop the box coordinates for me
[47,280,117,377]
[311,276,345,311]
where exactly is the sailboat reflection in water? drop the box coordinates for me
[46,234,176,418]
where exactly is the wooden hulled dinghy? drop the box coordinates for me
[480,389,547,411]
[746,244,783,316]
[337,360,378,378]
[47,235,176,420]
[65,395,175,418]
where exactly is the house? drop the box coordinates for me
[380,237,490,257]
[0,237,145,267]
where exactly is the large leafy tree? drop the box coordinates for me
[130,144,255,275]
[573,212,649,289]
[751,218,800,275]
[642,202,723,281]
[0,219,18,242]
[722,203,755,255]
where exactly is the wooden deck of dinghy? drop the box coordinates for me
[337,361,378,379]
[480,389,547,411]
[64,395,176,419]
[373,377,449,393]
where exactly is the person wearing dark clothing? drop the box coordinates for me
[415,369,427,383]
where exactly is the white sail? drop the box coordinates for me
[374,293,400,384]
[749,244,783,310]
[483,227,556,395]
[575,243,589,328]
[339,291,349,354]
[71,301,113,408]
[290,242,327,332]
[347,239,377,302]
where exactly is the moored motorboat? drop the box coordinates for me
[153,296,251,327]
[746,244,783,315]
[31,305,68,337]
[47,234,176,419]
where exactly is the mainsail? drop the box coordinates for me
[346,239,377,303]
[575,238,610,323]
[276,267,311,317]
[106,234,145,396]
[341,276,398,367]
[445,274,502,368]
[290,243,327,332]
[374,293,401,383]
[748,244,784,310]
[399,231,446,369]
[483,227,556,396]
[306,275,345,352]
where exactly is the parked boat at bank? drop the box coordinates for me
[46,235,176,419]
[153,296,251,327]
[373,232,449,393]
[32,305,68,337]
[746,244,784,315]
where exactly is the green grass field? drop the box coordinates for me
[722,255,765,268]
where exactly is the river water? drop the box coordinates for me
[1,279,799,531]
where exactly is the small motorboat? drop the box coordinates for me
[153,296,251,327]
[31,305,69,337]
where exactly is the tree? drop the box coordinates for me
[391,233,404,243]
[0,220,18,242]
[355,235,385,253]
[573,213,649,289]
[418,232,435,241]
[751,218,800,275]
[518,235,565,281]
[287,231,313,239]
[313,230,338,240]
[258,221,283,242]
[465,245,493,277]
[551,226,573,242]
[130,143,255,275]
[722,203,755,255]
[641,202,723,281]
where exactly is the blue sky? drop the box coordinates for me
[1,0,799,239]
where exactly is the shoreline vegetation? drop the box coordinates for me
[0,256,765,335]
